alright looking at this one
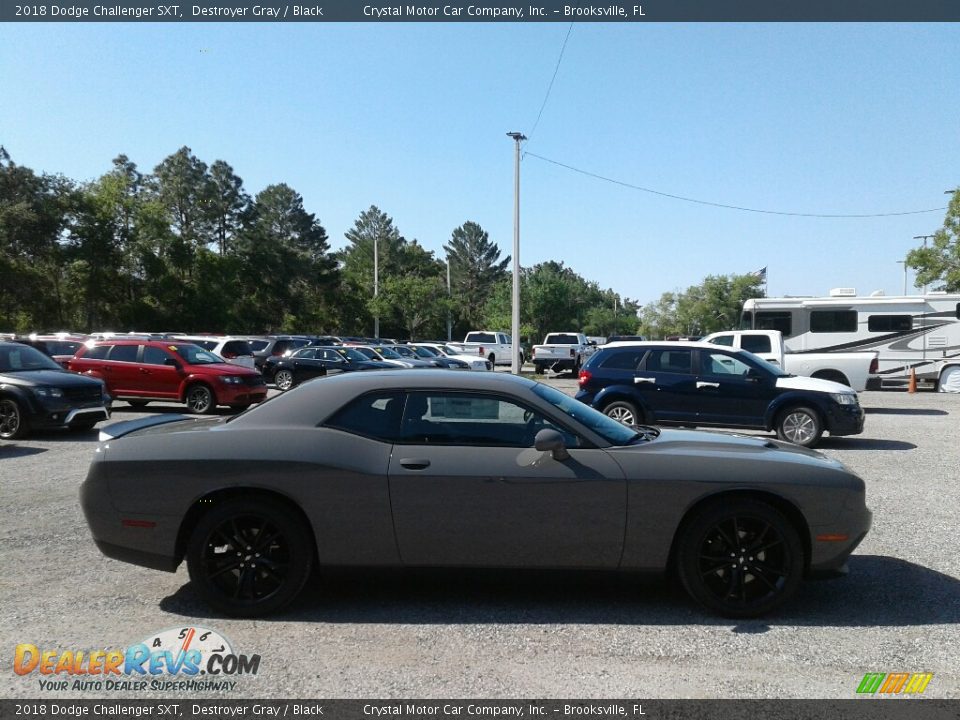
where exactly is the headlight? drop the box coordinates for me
[32,386,64,399]
[830,392,858,405]
[220,376,244,385]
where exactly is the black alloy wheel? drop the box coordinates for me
[186,498,312,616]
[676,499,803,618]
[0,397,27,439]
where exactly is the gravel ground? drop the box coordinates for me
[1,381,958,700]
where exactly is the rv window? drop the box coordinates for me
[755,312,793,337]
[810,310,857,333]
[956,303,960,320]
[868,315,913,333]
[739,311,753,329]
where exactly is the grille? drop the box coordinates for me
[243,375,266,387]
[63,386,103,403]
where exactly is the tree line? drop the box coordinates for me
[0,145,647,342]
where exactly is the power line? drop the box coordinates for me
[525,151,948,218]
[526,22,575,145]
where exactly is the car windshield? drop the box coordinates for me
[170,344,225,365]
[441,345,463,356]
[392,346,416,357]
[413,346,438,358]
[375,347,403,360]
[352,347,378,360]
[335,347,369,362]
[0,344,63,372]
[530,383,643,445]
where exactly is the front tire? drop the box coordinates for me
[776,406,823,447]
[185,384,216,415]
[603,400,641,426]
[0,398,28,439]
[675,499,804,618]
[186,497,313,617]
[274,369,294,391]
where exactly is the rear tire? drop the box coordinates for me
[186,497,313,617]
[487,353,496,366]
[675,498,804,618]
[603,400,641,426]
[776,406,823,447]
[274,369,294,391]
[534,364,544,375]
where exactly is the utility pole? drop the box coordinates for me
[373,235,379,338]
[913,234,935,295]
[896,260,908,295]
[507,131,526,374]
[446,256,452,342]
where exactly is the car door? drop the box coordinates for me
[103,344,142,396]
[388,391,627,568]
[317,349,350,376]
[635,347,698,423]
[140,344,183,399]
[694,350,770,427]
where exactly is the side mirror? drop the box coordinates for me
[745,368,763,383]
[165,358,182,370]
[534,428,570,461]
[588,340,597,346]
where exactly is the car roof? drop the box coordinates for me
[86,338,197,347]
[601,340,728,350]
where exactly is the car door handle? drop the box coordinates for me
[633,377,656,384]
[399,458,431,470]
[697,381,720,389]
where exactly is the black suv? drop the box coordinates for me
[0,341,111,439]
[576,341,864,447]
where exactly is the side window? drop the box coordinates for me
[811,310,857,333]
[142,346,170,365]
[107,344,139,363]
[741,335,772,354]
[84,345,111,360]
[399,392,579,448]
[324,391,403,442]
[223,341,253,356]
[644,349,693,375]
[702,351,752,377]
[867,315,913,332]
[599,350,646,370]
[321,350,343,362]
[755,311,793,337]
[708,335,735,347]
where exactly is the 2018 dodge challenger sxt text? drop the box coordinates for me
[80,370,871,618]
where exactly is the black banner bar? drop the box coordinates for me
[2,0,960,23]
[1,700,959,720]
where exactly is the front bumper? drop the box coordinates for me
[824,402,865,437]
[30,401,111,430]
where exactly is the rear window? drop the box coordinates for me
[84,344,111,360]
[741,335,772,354]
[811,310,857,333]
[467,333,496,344]
[599,350,646,370]
[545,334,579,344]
[222,340,253,356]
[868,315,913,333]
[107,344,139,362]
[325,391,404,442]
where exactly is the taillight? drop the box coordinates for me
[532,348,536,358]
[869,358,879,374]
[569,348,575,357]
[578,369,592,387]
[478,346,484,357]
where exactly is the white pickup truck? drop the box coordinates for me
[532,332,597,374]
[700,329,879,392]
[447,331,523,367]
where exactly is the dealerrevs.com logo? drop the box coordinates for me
[856,673,934,696]
[14,627,260,693]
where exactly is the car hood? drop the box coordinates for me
[775,375,853,393]
[190,363,259,376]
[0,369,104,388]
[609,427,841,465]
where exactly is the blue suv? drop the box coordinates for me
[575,342,864,447]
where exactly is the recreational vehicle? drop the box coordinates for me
[740,289,960,391]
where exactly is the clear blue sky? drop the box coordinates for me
[1,22,957,306]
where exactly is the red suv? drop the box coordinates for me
[69,340,267,414]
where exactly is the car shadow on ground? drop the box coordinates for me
[0,444,47,457]
[864,407,949,416]
[159,555,959,630]
[815,437,918,451]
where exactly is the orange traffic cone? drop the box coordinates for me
[908,368,917,394]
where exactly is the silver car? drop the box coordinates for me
[81,371,871,618]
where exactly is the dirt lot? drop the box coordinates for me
[1,384,958,699]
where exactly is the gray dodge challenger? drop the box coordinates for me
[81,370,871,618]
